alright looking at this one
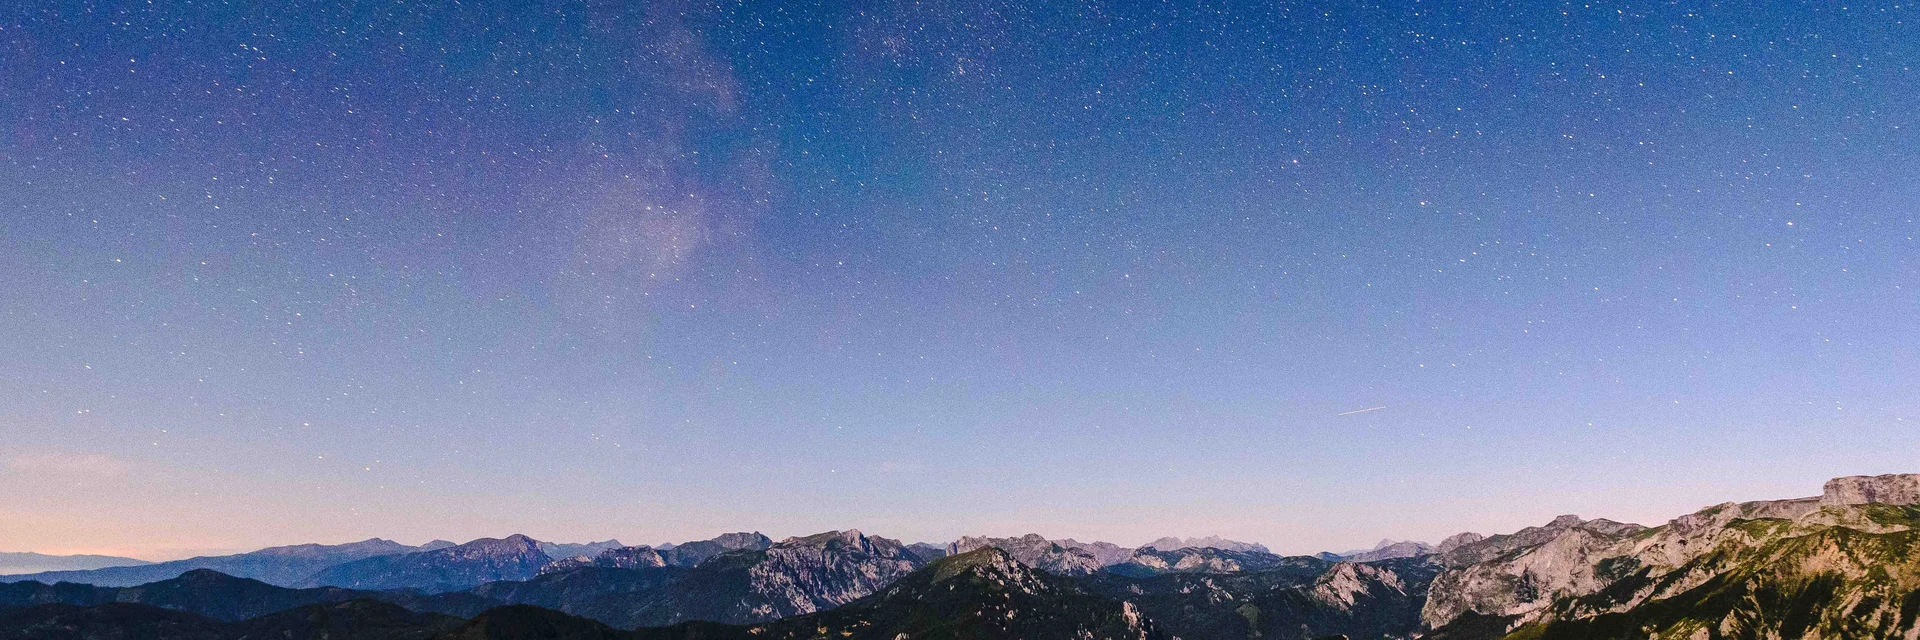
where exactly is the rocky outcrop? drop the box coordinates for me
[741,530,921,618]
[1422,473,1920,636]
[1434,532,1485,555]
[662,532,771,567]
[948,534,1104,576]
[1140,536,1271,554]
[537,539,624,560]
[1112,546,1288,575]
[538,545,668,574]
[1344,540,1435,562]
[1422,517,1644,628]
[1434,515,1643,568]
[1057,539,1134,566]
[1821,473,1920,506]
[1310,562,1411,611]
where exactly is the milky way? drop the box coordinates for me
[0,1,1915,558]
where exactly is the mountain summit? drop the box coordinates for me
[300,534,553,593]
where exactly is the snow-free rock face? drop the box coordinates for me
[537,545,668,574]
[948,534,1104,576]
[1113,546,1287,575]
[1310,562,1411,611]
[741,530,922,618]
[1057,539,1134,566]
[1821,473,1920,506]
[1140,536,1271,554]
[1421,473,1920,636]
[662,532,772,567]
[1434,532,1485,555]
[1421,517,1644,628]
[1344,540,1434,562]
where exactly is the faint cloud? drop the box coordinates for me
[8,453,127,478]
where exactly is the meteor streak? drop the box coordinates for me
[1336,406,1386,416]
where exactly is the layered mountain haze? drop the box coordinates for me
[300,535,554,593]
[0,553,150,576]
[2,539,435,588]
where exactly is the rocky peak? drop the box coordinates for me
[903,542,949,563]
[249,538,415,559]
[1055,538,1134,566]
[708,532,772,549]
[661,532,773,567]
[1547,514,1584,528]
[1140,535,1271,554]
[932,547,1045,588]
[1345,540,1434,562]
[537,544,667,574]
[1435,532,1485,554]
[780,529,903,557]
[1822,473,1920,506]
[452,535,543,557]
[1311,562,1409,610]
[1116,546,1288,575]
[949,534,1102,576]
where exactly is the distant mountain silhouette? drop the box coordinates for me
[1,539,426,587]
[299,536,552,593]
[0,552,150,576]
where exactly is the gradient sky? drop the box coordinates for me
[1,1,1916,560]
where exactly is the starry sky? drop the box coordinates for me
[1,1,1917,560]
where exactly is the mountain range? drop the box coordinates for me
[0,553,149,577]
[5,473,1919,639]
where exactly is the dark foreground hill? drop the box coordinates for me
[0,569,496,621]
[0,599,461,640]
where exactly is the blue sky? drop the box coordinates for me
[1,0,1916,558]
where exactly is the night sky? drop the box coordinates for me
[2,1,1916,559]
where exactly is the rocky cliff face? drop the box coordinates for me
[948,534,1104,576]
[1112,546,1288,575]
[1422,516,1647,629]
[1058,539,1135,566]
[1435,532,1486,555]
[1309,562,1411,611]
[1822,473,1920,506]
[623,549,1169,640]
[739,530,922,619]
[539,545,669,574]
[1422,473,1920,639]
[661,532,772,567]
